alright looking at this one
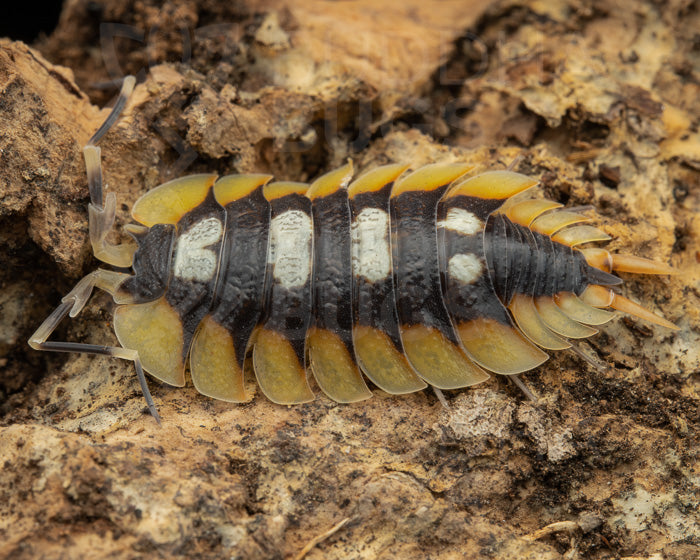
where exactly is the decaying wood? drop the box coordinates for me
[1,1,698,558]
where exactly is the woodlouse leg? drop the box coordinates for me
[505,153,525,171]
[507,374,537,402]
[83,76,138,267]
[567,340,610,373]
[433,387,450,409]
[564,205,596,217]
[28,269,161,424]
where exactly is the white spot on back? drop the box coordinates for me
[351,207,391,283]
[173,217,223,282]
[449,253,483,285]
[438,207,483,235]
[269,209,312,290]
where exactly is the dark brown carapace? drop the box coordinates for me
[29,77,678,422]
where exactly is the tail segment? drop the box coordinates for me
[580,283,679,331]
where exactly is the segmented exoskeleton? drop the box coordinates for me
[29,77,678,422]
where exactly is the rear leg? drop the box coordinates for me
[507,374,538,402]
[28,269,161,423]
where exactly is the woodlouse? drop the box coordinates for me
[29,77,678,422]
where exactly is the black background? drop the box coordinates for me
[1,1,63,43]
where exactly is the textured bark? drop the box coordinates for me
[1,1,699,559]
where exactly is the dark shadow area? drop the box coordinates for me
[0,1,63,43]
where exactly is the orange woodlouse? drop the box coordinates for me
[29,76,678,423]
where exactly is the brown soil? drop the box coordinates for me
[1,1,698,559]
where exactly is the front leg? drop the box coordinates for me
[28,268,161,423]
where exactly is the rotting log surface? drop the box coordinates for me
[1,1,699,559]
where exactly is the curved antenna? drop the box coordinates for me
[84,76,136,208]
[88,76,136,147]
[82,76,138,267]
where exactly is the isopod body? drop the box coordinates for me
[29,77,678,420]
